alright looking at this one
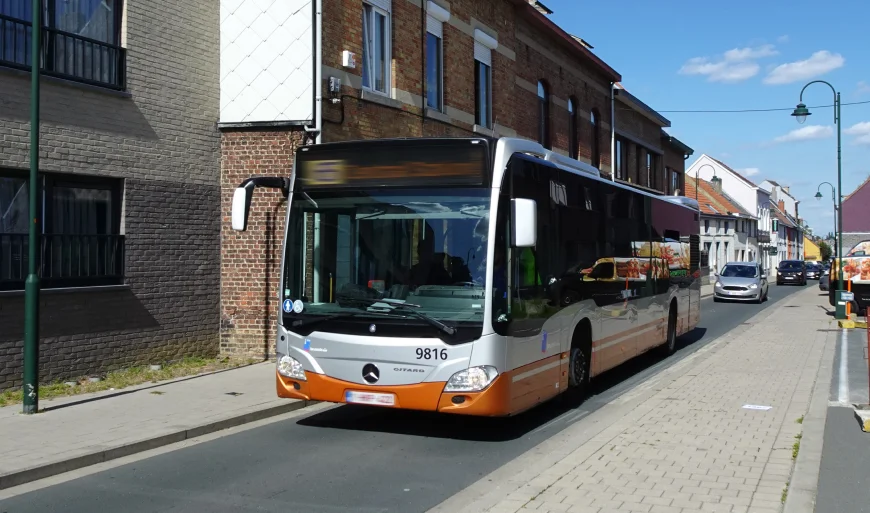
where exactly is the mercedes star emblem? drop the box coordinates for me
[369,324,377,333]
[362,363,380,384]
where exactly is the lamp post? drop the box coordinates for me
[23,0,42,414]
[815,182,837,262]
[793,81,844,319]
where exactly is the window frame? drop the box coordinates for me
[425,31,443,111]
[0,168,125,291]
[474,59,492,128]
[590,109,601,168]
[361,1,392,96]
[567,96,578,159]
[537,81,550,149]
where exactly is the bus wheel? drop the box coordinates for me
[568,331,591,397]
[658,304,678,356]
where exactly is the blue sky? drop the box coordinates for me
[549,0,870,237]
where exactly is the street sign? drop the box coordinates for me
[768,248,778,255]
[842,291,855,301]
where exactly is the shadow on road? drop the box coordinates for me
[296,327,709,442]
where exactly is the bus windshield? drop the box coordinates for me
[281,187,491,332]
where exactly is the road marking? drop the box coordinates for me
[838,328,849,404]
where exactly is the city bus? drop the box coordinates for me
[231,136,701,416]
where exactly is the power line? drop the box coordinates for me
[652,99,870,114]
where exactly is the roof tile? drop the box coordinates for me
[684,176,753,217]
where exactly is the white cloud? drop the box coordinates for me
[678,44,778,83]
[777,35,790,43]
[763,51,845,85]
[845,121,870,145]
[738,167,761,177]
[772,125,833,143]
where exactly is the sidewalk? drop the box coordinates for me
[432,286,834,513]
[0,362,309,490]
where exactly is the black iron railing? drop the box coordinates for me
[0,233,125,290]
[0,13,126,90]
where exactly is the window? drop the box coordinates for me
[568,97,578,159]
[473,29,495,129]
[704,219,709,233]
[537,81,550,148]
[1,171,124,291]
[670,168,680,194]
[615,139,624,179]
[362,1,391,95]
[0,0,125,90]
[425,4,448,111]
[646,152,652,187]
[590,109,601,168]
[425,32,442,110]
[474,60,491,128]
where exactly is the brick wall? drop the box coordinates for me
[0,179,220,389]
[220,130,305,358]
[0,0,220,390]
[322,0,615,165]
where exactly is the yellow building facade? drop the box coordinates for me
[804,236,821,261]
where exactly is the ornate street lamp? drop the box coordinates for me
[793,82,844,318]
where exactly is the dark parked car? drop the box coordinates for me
[776,260,807,286]
[819,273,829,291]
[806,264,822,280]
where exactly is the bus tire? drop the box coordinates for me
[568,323,591,397]
[658,302,678,356]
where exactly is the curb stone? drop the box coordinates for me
[0,399,315,490]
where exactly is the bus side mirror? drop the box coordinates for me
[231,184,254,231]
[230,177,290,231]
[511,198,537,247]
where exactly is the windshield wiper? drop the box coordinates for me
[337,296,457,336]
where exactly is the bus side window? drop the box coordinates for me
[506,158,552,333]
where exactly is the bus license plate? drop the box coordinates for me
[345,390,396,407]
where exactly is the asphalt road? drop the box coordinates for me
[0,283,808,513]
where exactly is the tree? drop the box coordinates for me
[819,241,832,262]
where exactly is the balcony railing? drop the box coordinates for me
[0,234,125,291]
[0,13,126,90]
[757,231,771,244]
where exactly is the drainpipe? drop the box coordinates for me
[609,82,615,182]
[305,0,323,144]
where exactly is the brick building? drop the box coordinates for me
[219,0,696,357]
[0,0,220,390]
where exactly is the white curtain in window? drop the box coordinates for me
[0,177,29,234]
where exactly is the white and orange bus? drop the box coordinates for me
[231,136,701,416]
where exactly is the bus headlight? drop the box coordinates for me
[444,366,498,392]
[277,354,306,381]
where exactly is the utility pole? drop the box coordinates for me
[23,0,42,414]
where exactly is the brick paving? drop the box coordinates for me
[0,362,301,487]
[445,287,830,513]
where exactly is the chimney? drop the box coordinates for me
[778,200,785,212]
[711,175,722,193]
[782,186,790,195]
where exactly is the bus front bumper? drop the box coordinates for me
[276,370,512,416]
